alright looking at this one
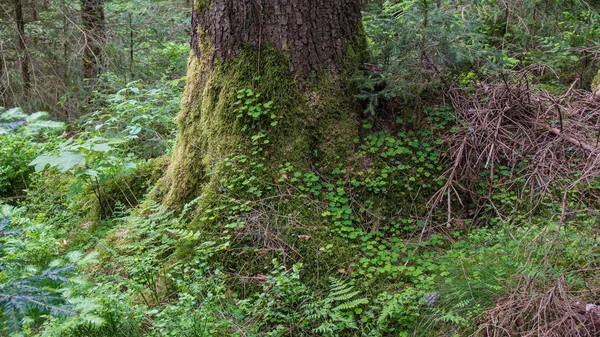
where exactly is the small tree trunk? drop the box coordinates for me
[0,37,6,106]
[15,0,30,95]
[129,13,134,79]
[81,0,105,79]
[63,1,69,68]
[160,0,367,206]
[30,0,38,21]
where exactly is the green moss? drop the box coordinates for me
[342,22,370,80]
[162,37,366,206]
[592,69,600,91]
[193,0,210,12]
[87,156,170,219]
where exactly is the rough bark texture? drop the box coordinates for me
[81,0,105,79]
[159,0,367,207]
[191,0,363,76]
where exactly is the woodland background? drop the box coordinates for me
[1,0,600,336]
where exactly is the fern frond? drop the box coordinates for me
[332,297,369,311]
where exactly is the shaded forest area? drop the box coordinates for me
[1,0,600,336]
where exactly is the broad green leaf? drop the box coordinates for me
[91,143,112,152]
[129,125,142,135]
[30,151,85,173]
[84,169,98,178]
[30,155,55,172]
[55,152,86,172]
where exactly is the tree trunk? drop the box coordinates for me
[81,0,104,79]
[159,0,367,206]
[15,0,30,95]
[30,0,38,21]
[0,37,6,106]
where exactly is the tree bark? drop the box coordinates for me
[191,0,363,76]
[159,0,367,206]
[15,0,30,94]
[0,37,6,106]
[81,0,105,79]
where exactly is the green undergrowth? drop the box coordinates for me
[50,101,598,336]
[5,85,600,336]
[0,108,64,199]
[4,1,600,335]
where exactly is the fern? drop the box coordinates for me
[0,206,100,332]
[0,107,64,135]
[0,253,74,331]
[0,213,21,258]
[305,277,368,335]
[333,297,369,312]
[166,228,201,241]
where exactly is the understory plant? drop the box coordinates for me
[0,108,64,198]
[0,205,102,335]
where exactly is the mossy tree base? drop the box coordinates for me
[152,0,368,282]
[158,0,367,208]
[159,48,365,207]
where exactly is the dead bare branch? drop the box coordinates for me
[430,72,600,227]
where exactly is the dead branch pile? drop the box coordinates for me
[575,47,600,63]
[474,274,600,337]
[431,70,600,223]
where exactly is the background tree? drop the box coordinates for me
[160,0,368,206]
[14,0,30,94]
[0,36,6,106]
[80,0,104,79]
[0,0,190,116]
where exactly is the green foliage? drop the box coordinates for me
[1,0,190,115]
[4,1,600,336]
[0,108,64,136]
[0,108,63,197]
[104,0,190,80]
[238,261,312,336]
[361,0,494,106]
[0,134,38,197]
[53,200,235,337]
[31,134,137,216]
[306,278,368,335]
[0,205,102,335]
[234,85,278,153]
[84,77,184,159]
[361,0,600,114]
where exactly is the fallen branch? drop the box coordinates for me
[429,71,600,226]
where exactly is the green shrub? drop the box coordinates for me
[0,205,101,335]
[0,134,38,197]
[0,108,63,198]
